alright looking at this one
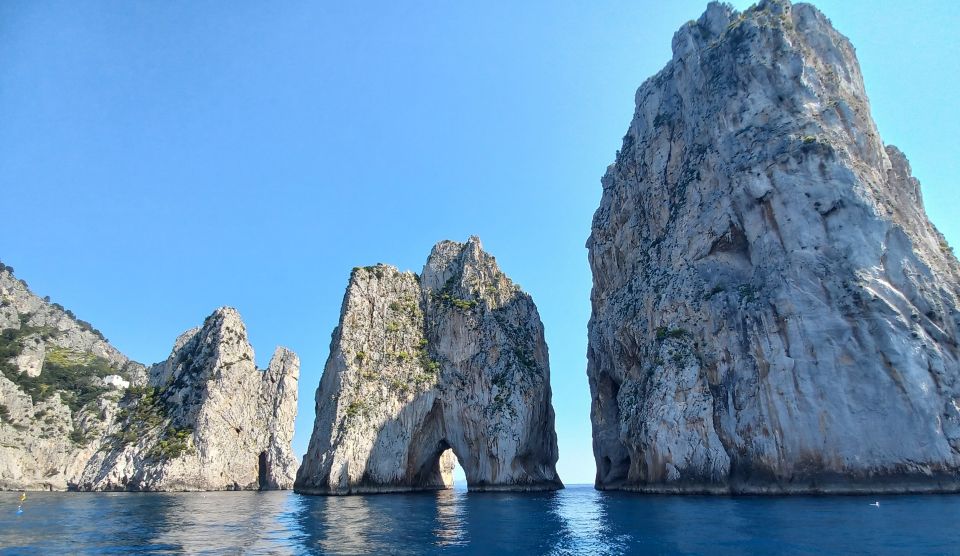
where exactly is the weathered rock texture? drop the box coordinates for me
[76,308,300,491]
[587,0,960,494]
[0,263,145,491]
[0,262,299,491]
[296,237,561,494]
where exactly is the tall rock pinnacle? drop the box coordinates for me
[587,0,960,493]
[76,307,300,491]
[296,237,562,494]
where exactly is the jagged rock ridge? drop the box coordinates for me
[587,0,960,493]
[296,236,562,494]
[76,307,300,491]
[0,262,299,491]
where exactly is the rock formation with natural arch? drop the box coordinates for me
[295,237,562,494]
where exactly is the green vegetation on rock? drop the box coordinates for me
[0,318,117,414]
[432,274,480,311]
[110,385,195,459]
[148,426,194,459]
[655,327,688,341]
[345,399,366,419]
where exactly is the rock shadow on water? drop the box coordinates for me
[290,489,468,554]
[288,487,588,555]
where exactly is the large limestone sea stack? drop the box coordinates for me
[296,237,562,494]
[587,0,960,493]
[0,262,298,491]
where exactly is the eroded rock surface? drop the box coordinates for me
[0,262,299,491]
[0,263,145,491]
[76,308,299,491]
[587,0,960,493]
[296,237,561,494]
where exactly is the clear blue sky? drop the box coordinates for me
[0,1,957,486]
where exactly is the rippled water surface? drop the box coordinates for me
[2,486,959,554]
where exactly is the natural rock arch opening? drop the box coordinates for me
[438,447,459,489]
[411,439,461,491]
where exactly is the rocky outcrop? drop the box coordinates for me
[587,0,960,493]
[296,236,561,494]
[75,308,300,491]
[0,261,299,491]
[0,263,146,491]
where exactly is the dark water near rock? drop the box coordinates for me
[1,485,959,554]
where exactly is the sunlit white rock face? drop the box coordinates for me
[587,0,960,493]
[296,237,562,494]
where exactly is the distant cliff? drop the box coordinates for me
[587,0,960,493]
[296,237,562,494]
[0,263,145,490]
[0,263,298,491]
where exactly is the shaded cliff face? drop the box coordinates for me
[0,263,299,491]
[76,307,299,491]
[296,237,561,494]
[587,0,960,493]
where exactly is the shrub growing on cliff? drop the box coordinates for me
[738,284,758,303]
[433,290,478,311]
[345,399,366,419]
[656,327,688,340]
[0,328,115,414]
[69,428,91,445]
[109,385,171,448]
[451,298,477,310]
[512,346,538,373]
[149,426,193,459]
[414,341,439,374]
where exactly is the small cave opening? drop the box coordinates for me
[412,440,466,491]
[596,372,631,486]
[257,451,268,490]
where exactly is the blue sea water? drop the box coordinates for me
[1,485,959,555]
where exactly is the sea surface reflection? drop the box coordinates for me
[2,485,960,554]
